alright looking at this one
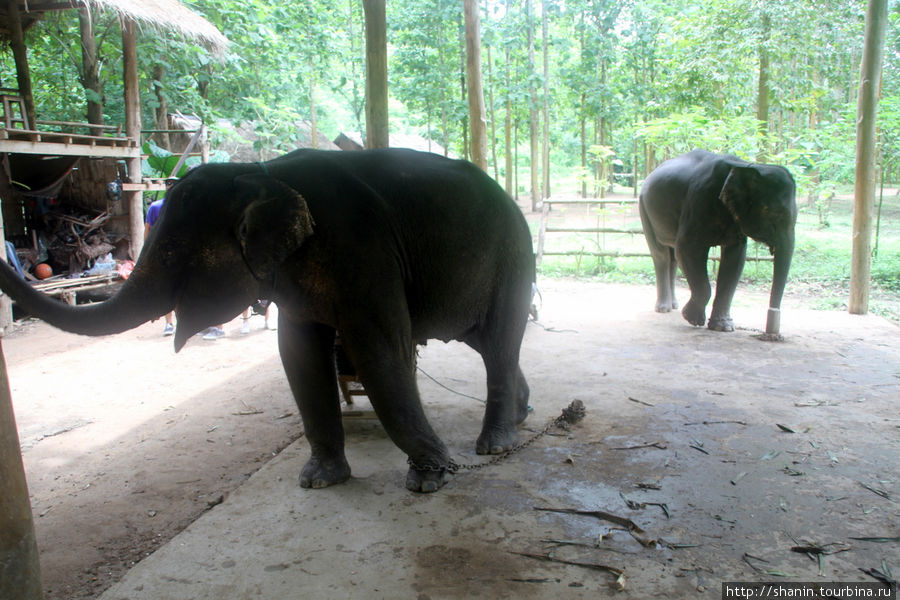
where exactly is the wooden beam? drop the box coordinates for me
[0,138,139,158]
[122,181,167,192]
[167,124,205,178]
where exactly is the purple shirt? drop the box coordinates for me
[145,199,164,227]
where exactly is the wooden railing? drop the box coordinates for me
[535,196,774,267]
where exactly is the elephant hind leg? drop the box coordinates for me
[651,247,678,312]
[668,248,679,310]
[640,199,677,312]
[463,299,530,455]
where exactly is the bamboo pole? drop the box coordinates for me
[849,0,887,315]
[0,340,43,599]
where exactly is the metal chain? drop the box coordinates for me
[408,399,586,475]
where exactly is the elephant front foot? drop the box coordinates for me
[707,315,734,332]
[299,454,351,489]
[655,301,674,313]
[405,459,453,493]
[681,300,707,327]
[476,425,519,455]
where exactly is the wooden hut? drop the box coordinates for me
[0,0,227,326]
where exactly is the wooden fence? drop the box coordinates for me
[535,196,774,267]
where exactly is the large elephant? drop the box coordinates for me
[0,148,535,493]
[638,150,797,335]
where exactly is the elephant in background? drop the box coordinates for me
[638,150,797,336]
[0,148,536,493]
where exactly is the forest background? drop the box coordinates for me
[2,0,899,315]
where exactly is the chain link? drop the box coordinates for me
[407,400,586,475]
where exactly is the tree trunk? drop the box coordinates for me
[579,9,587,199]
[363,0,388,149]
[197,66,210,100]
[464,0,487,170]
[438,19,449,155]
[580,94,587,198]
[485,35,499,182]
[152,64,170,150]
[526,0,540,210]
[458,17,469,161]
[6,0,35,129]
[78,6,104,135]
[849,0,887,315]
[309,62,319,149]
[503,0,513,195]
[756,11,771,162]
[541,0,550,200]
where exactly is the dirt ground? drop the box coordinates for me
[4,279,899,599]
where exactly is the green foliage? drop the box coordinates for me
[142,140,201,178]
[637,109,764,160]
[3,0,900,199]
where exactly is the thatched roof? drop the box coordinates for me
[1,0,228,55]
[85,0,228,54]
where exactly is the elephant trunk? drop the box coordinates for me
[0,258,174,337]
[765,233,794,335]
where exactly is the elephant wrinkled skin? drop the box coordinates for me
[638,150,797,335]
[0,148,535,493]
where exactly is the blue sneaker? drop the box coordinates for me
[202,327,225,340]
[163,323,175,336]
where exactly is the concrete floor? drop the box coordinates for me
[93,280,899,599]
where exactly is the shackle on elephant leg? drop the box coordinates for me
[765,307,781,335]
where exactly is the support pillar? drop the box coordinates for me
[0,340,42,600]
[122,19,144,260]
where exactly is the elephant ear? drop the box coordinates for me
[233,174,315,282]
[719,165,761,225]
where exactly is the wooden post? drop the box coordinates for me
[0,159,12,332]
[122,19,144,261]
[5,0,36,129]
[463,0,487,171]
[0,340,43,600]
[849,0,887,315]
[363,0,388,149]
